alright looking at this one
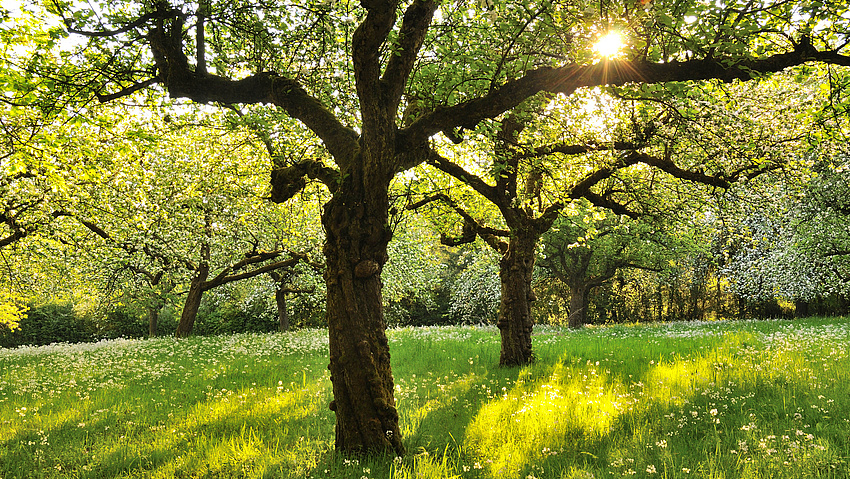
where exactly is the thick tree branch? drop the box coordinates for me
[494,115,524,207]
[204,250,285,288]
[381,0,437,112]
[583,191,639,218]
[568,150,737,209]
[0,230,26,249]
[586,270,618,290]
[627,151,731,187]
[353,0,396,135]
[125,263,164,285]
[196,1,208,75]
[568,153,645,200]
[403,39,850,144]
[96,77,161,102]
[202,253,307,291]
[141,14,360,163]
[562,149,729,219]
[427,151,499,205]
[517,140,648,160]
[77,218,111,240]
[55,2,180,37]
[0,210,29,248]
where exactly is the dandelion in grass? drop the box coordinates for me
[646,464,657,473]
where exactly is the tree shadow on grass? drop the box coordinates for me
[0,348,338,479]
[431,330,850,479]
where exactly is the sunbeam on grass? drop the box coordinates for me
[1,318,848,478]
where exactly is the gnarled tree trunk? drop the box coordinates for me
[497,228,539,366]
[322,173,404,455]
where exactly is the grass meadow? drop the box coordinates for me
[1,317,848,479]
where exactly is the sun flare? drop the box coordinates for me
[593,31,624,58]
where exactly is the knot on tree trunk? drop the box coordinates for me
[354,259,380,278]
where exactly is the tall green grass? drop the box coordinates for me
[1,317,848,478]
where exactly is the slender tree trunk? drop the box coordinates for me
[276,288,290,332]
[567,282,588,329]
[656,287,664,322]
[322,175,404,455]
[795,298,809,318]
[147,304,160,338]
[175,262,209,338]
[497,228,538,366]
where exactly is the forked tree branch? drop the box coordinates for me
[96,77,161,102]
[203,251,309,291]
[516,140,648,160]
[139,8,360,164]
[352,0,396,135]
[406,193,509,252]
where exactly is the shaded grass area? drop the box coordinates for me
[1,317,848,478]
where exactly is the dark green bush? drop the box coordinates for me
[0,302,95,348]
[98,305,148,339]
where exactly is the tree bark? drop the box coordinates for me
[497,227,539,366]
[322,173,404,455]
[567,282,589,329]
[175,258,209,338]
[147,304,160,338]
[275,287,290,332]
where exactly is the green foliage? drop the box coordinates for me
[447,249,501,324]
[383,222,450,326]
[0,292,26,332]
[794,154,850,298]
[97,303,173,340]
[4,0,850,459]
[190,276,327,335]
[0,301,94,348]
[195,283,278,336]
[719,150,850,311]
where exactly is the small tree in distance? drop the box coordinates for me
[539,204,670,329]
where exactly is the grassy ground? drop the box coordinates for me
[1,317,848,478]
